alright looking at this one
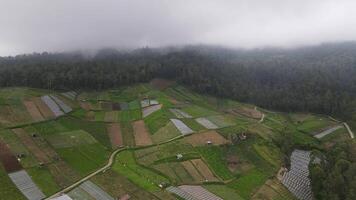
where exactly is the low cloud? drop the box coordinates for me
[1,0,356,55]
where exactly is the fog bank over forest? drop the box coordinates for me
[1,0,356,56]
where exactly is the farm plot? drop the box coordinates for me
[314,125,343,139]
[181,105,218,118]
[0,140,22,173]
[23,100,44,122]
[195,117,219,129]
[57,144,109,176]
[142,104,162,118]
[190,159,219,182]
[0,164,26,200]
[8,170,45,200]
[151,163,191,184]
[61,91,77,100]
[48,160,81,188]
[46,130,97,148]
[281,150,313,200]
[100,101,113,111]
[78,180,115,200]
[181,160,205,182]
[0,130,38,168]
[151,121,181,144]
[33,97,55,118]
[91,169,159,200]
[27,166,60,196]
[113,150,168,192]
[12,128,50,164]
[104,111,119,122]
[296,115,337,134]
[170,119,194,135]
[50,95,72,113]
[252,178,296,200]
[204,185,244,200]
[41,95,64,117]
[167,185,223,200]
[79,102,93,111]
[206,115,235,128]
[119,102,128,110]
[67,186,95,200]
[132,120,152,146]
[185,130,230,146]
[229,107,263,119]
[107,123,123,148]
[169,108,192,118]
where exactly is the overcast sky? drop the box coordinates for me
[1,0,356,56]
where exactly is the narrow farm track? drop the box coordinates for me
[45,147,126,200]
[343,122,355,139]
[255,107,265,123]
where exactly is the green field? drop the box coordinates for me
[0,83,352,200]
[57,143,109,175]
[27,166,60,195]
[113,150,168,192]
[196,146,235,180]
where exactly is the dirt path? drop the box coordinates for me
[343,122,355,139]
[255,107,265,123]
[45,147,126,200]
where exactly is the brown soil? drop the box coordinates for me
[190,159,218,181]
[12,128,50,164]
[112,103,121,111]
[33,97,55,118]
[132,120,153,146]
[107,123,123,148]
[150,78,175,90]
[80,102,92,111]
[23,100,44,121]
[181,161,204,182]
[100,101,113,111]
[226,155,239,172]
[184,130,230,146]
[0,140,22,173]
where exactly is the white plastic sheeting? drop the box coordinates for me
[8,170,45,200]
[195,118,218,129]
[282,150,313,200]
[169,109,192,118]
[170,119,194,135]
[50,95,72,113]
[41,95,64,117]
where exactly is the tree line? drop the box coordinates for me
[1,43,356,119]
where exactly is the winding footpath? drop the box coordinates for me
[45,147,126,200]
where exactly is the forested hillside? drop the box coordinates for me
[1,42,356,118]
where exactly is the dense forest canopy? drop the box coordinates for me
[1,42,356,119]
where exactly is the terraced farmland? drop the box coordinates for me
[0,84,351,200]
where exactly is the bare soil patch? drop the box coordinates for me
[80,102,93,111]
[190,159,218,181]
[150,78,175,90]
[107,123,123,148]
[12,128,50,164]
[112,103,121,111]
[0,140,22,173]
[23,100,44,121]
[33,97,55,118]
[185,130,230,146]
[181,161,204,182]
[132,120,153,146]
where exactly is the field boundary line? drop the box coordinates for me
[45,147,126,200]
